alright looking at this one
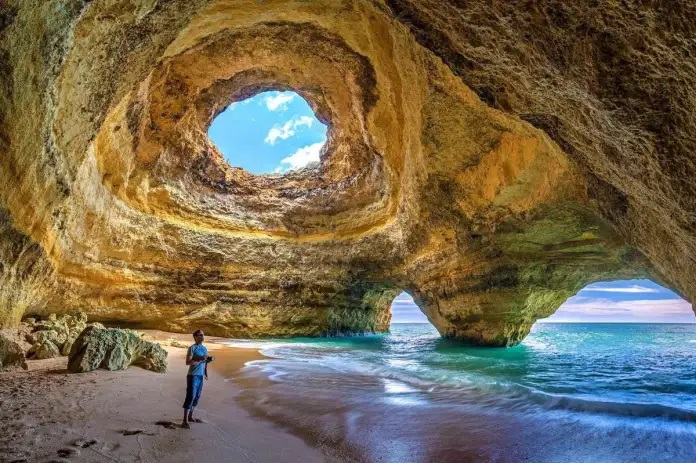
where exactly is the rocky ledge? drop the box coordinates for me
[0,0,694,346]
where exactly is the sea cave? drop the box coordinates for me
[1,1,695,461]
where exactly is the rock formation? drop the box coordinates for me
[0,0,694,346]
[68,326,167,373]
[26,313,88,359]
[0,312,103,370]
[0,330,27,371]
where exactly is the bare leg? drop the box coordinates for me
[182,409,191,428]
[188,407,195,421]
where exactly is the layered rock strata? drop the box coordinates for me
[0,0,694,346]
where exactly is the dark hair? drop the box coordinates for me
[193,329,204,337]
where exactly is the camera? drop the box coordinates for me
[205,355,215,363]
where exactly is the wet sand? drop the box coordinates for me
[215,349,363,463]
[0,331,325,463]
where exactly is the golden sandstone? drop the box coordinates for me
[0,0,693,346]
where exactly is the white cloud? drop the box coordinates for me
[275,142,324,173]
[392,301,418,307]
[297,116,315,125]
[265,93,296,111]
[393,292,414,303]
[581,285,658,294]
[542,297,694,322]
[264,116,315,145]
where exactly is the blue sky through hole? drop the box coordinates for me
[208,91,327,174]
[390,279,694,324]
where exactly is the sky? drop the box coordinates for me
[208,90,327,174]
[390,280,694,324]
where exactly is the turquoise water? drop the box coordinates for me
[229,323,696,462]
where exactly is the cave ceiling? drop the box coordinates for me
[0,0,694,346]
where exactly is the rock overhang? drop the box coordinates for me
[0,0,693,346]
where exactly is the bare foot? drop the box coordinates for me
[181,422,191,429]
[190,418,204,423]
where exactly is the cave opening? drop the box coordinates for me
[207,90,327,175]
[538,279,693,324]
[389,291,429,325]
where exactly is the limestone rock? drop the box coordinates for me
[67,326,167,373]
[26,313,88,359]
[28,339,61,360]
[0,330,28,371]
[0,0,694,346]
[62,312,88,356]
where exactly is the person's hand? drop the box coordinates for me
[205,374,208,380]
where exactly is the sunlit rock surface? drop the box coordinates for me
[0,0,694,346]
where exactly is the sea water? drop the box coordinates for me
[226,323,696,462]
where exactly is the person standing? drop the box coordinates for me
[182,329,208,428]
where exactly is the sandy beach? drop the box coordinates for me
[0,331,325,463]
[5,326,695,463]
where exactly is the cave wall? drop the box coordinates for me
[0,0,693,346]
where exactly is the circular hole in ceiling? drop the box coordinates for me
[208,91,328,175]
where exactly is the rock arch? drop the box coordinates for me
[0,0,693,346]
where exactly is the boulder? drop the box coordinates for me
[68,326,167,373]
[26,312,88,359]
[30,329,63,346]
[28,339,61,360]
[0,330,28,371]
[61,337,76,357]
[62,313,88,356]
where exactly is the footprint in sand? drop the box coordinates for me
[72,438,97,449]
[57,448,79,458]
[120,428,156,436]
[155,420,177,429]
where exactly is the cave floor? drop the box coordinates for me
[0,334,325,463]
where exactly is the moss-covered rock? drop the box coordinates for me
[27,338,61,360]
[67,326,167,373]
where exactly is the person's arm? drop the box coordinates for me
[185,347,207,365]
[204,361,209,380]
